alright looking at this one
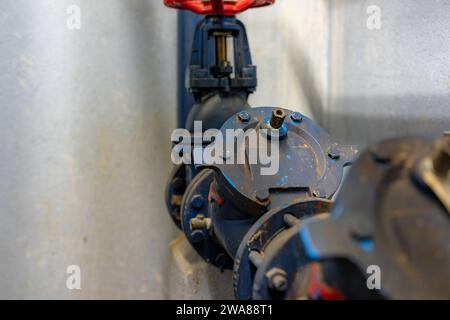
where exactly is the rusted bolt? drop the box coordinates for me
[270,109,286,129]
[190,214,211,230]
[191,195,204,210]
[238,111,251,122]
[266,268,288,292]
[432,133,450,177]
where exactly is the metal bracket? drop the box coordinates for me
[188,15,257,100]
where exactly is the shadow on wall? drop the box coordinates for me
[324,95,450,146]
[287,36,326,126]
[287,43,449,146]
[284,30,449,147]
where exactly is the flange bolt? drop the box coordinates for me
[255,189,270,203]
[191,195,205,210]
[190,230,205,243]
[238,111,251,122]
[266,268,288,292]
[190,214,211,230]
[290,112,303,123]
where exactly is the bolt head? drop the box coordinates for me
[255,190,270,202]
[272,274,288,291]
[190,230,205,244]
[238,111,251,122]
[290,112,303,123]
[266,268,288,292]
[191,195,204,210]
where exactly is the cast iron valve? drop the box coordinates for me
[258,135,450,300]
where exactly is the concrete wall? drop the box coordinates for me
[0,0,179,299]
[325,0,450,145]
[243,0,449,146]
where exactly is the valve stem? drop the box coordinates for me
[215,34,227,65]
[270,109,286,129]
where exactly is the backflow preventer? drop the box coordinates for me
[163,0,450,300]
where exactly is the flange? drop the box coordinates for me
[209,107,357,214]
[233,198,332,300]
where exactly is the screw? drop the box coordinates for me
[238,111,251,122]
[432,134,450,177]
[190,214,211,230]
[270,109,286,129]
[290,112,303,123]
[255,189,270,203]
[266,268,288,292]
[191,195,204,210]
[190,230,205,244]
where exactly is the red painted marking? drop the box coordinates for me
[208,185,224,207]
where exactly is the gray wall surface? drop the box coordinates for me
[0,0,448,299]
[243,0,449,146]
[0,0,180,299]
[325,0,450,145]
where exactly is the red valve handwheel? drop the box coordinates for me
[164,0,275,16]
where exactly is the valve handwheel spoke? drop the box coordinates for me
[164,0,275,16]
